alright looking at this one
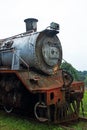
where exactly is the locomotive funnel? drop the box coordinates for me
[24,18,38,32]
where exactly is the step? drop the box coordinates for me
[38,117,48,122]
[38,104,47,108]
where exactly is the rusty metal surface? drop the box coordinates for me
[0,69,84,123]
[0,69,66,107]
[70,81,85,93]
[17,69,64,91]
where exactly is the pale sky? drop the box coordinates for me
[0,0,87,71]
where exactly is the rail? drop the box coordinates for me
[59,117,87,130]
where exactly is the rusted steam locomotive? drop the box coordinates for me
[0,18,84,123]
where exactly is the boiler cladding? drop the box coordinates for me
[0,20,62,75]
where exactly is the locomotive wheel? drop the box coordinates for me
[4,106,13,113]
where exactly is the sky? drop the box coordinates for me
[0,0,87,71]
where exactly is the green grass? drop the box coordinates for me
[0,91,87,130]
[83,91,87,116]
[0,111,63,130]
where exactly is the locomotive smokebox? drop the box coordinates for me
[24,18,38,32]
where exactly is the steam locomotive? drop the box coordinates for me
[0,18,84,123]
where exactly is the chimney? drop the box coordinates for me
[24,18,38,32]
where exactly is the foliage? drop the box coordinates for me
[84,76,87,86]
[78,71,87,86]
[61,61,87,86]
[61,61,79,81]
[77,71,87,81]
[83,91,87,116]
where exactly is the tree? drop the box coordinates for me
[61,61,79,81]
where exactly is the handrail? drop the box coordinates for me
[12,49,29,77]
[0,48,30,77]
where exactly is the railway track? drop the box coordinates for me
[79,116,87,122]
[60,117,87,130]
[0,107,87,130]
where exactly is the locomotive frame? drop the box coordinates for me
[0,68,84,123]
